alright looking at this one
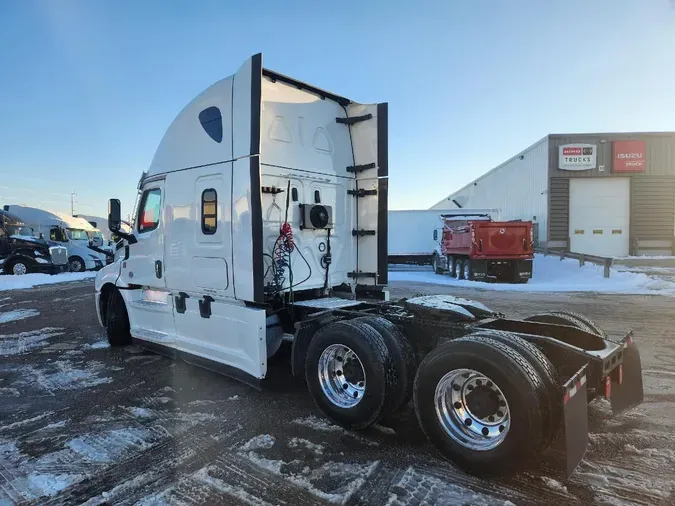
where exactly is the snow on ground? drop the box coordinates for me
[0,272,96,291]
[389,254,675,295]
[0,308,40,323]
[0,327,64,356]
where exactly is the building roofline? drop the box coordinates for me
[431,134,549,208]
[549,131,675,138]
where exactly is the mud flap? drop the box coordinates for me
[611,334,644,414]
[549,364,588,478]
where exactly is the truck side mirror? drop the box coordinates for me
[433,229,438,241]
[108,199,122,232]
[108,198,137,245]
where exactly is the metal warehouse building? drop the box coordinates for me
[431,132,675,257]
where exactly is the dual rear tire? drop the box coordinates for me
[305,320,560,476]
[305,317,416,430]
[413,333,558,475]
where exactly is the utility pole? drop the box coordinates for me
[71,190,76,216]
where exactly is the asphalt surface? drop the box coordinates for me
[1,278,674,505]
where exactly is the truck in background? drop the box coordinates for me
[0,209,69,275]
[94,53,643,478]
[388,209,500,266]
[387,210,445,265]
[75,214,133,244]
[432,213,534,283]
[4,205,105,272]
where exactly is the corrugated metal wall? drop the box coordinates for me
[630,176,675,241]
[431,137,550,241]
[548,178,569,242]
[546,133,675,252]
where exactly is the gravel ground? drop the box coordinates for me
[1,278,674,505]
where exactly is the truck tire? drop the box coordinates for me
[455,258,465,280]
[305,319,393,430]
[449,256,457,277]
[8,259,31,275]
[432,255,443,274]
[352,316,417,414]
[106,289,132,346]
[468,330,562,446]
[524,311,597,335]
[462,259,473,281]
[547,311,607,338]
[413,334,545,476]
[69,256,86,273]
[524,311,606,401]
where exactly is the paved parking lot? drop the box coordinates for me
[1,279,675,505]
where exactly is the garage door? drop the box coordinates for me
[569,178,630,257]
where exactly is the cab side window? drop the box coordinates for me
[201,189,217,235]
[138,188,162,233]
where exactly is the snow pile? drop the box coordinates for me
[389,254,675,295]
[240,434,276,451]
[0,272,96,291]
[0,308,40,323]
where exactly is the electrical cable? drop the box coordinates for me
[323,228,331,293]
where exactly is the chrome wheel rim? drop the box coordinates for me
[463,262,470,280]
[432,257,438,271]
[434,368,510,451]
[70,260,83,272]
[12,263,27,275]
[318,344,366,408]
[455,262,462,279]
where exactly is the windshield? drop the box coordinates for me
[66,228,89,241]
[6,225,34,237]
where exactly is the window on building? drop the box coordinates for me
[199,106,223,143]
[138,188,162,233]
[202,189,217,235]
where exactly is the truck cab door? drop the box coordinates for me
[119,178,176,345]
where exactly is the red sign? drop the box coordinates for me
[613,140,646,172]
[563,147,582,156]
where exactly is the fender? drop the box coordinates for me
[4,252,36,265]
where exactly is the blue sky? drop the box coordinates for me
[1,0,674,219]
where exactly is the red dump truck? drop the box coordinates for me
[431,214,534,283]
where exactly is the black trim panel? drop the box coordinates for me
[132,337,262,389]
[249,53,264,303]
[262,69,351,106]
[377,103,389,285]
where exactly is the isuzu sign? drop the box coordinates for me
[613,140,646,172]
[558,144,597,171]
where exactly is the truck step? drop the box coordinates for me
[336,113,372,125]
[348,189,377,197]
[346,162,376,173]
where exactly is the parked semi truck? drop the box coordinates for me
[388,209,499,266]
[0,209,69,275]
[432,214,534,283]
[4,205,106,272]
[94,54,643,477]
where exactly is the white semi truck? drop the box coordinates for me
[94,54,643,477]
[4,205,106,272]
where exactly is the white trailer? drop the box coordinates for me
[94,53,643,478]
[388,209,501,266]
[4,205,105,272]
[388,210,444,265]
